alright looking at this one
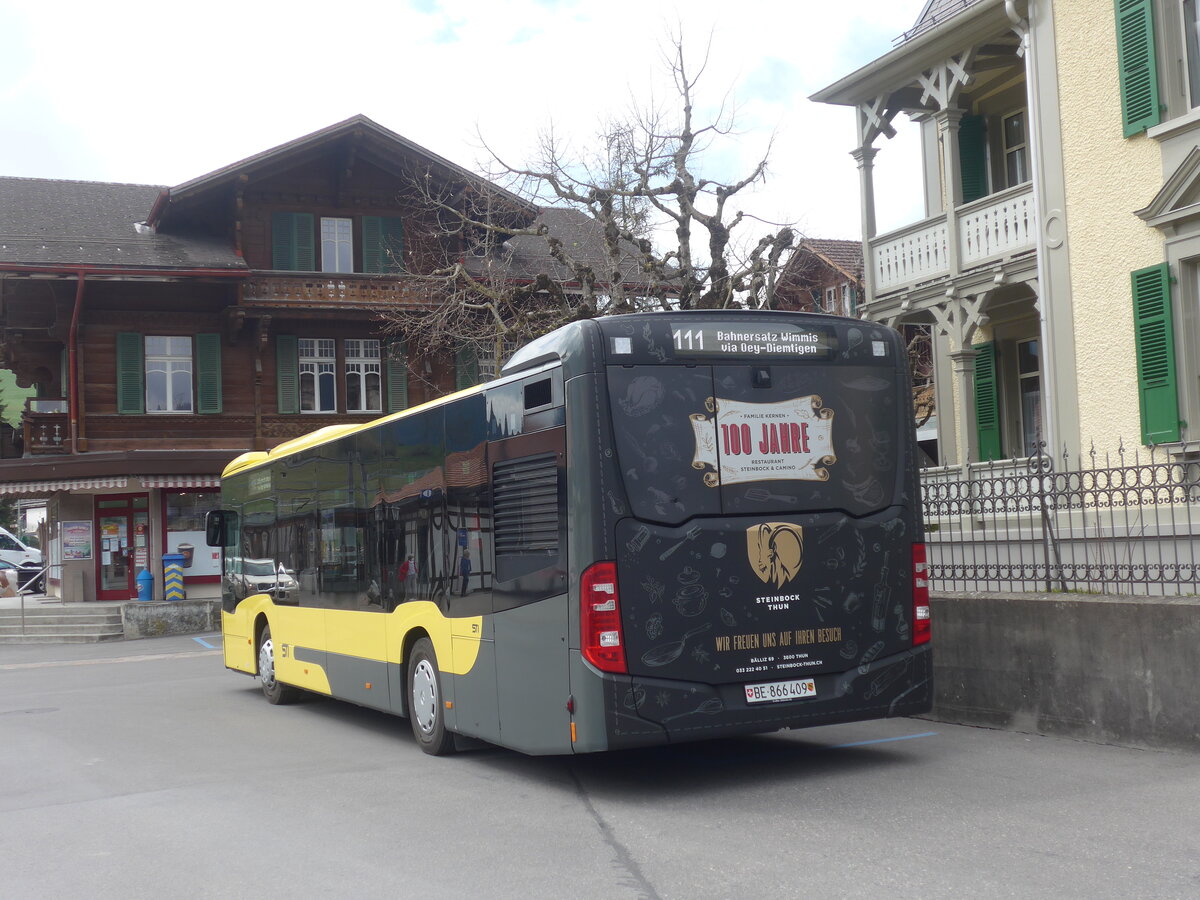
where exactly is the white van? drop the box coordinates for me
[0,527,41,569]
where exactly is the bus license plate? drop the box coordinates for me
[744,678,817,704]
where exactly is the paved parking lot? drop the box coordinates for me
[3,634,1198,899]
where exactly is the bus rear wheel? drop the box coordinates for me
[259,624,300,705]
[408,637,455,755]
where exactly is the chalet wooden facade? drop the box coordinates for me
[0,116,536,602]
[773,239,864,317]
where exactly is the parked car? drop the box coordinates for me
[224,558,298,601]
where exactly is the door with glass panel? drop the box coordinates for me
[95,495,149,601]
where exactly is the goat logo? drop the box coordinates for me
[747,522,804,588]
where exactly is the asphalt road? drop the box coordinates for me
[2,634,1198,900]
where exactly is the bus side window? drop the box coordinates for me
[524,378,552,411]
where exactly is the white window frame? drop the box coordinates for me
[1017,337,1042,457]
[321,217,354,274]
[145,336,193,414]
[1002,109,1029,189]
[344,339,382,413]
[299,338,337,413]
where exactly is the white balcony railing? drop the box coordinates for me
[872,215,950,293]
[871,183,1036,295]
[958,183,1036,268]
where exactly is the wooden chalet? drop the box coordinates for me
[0,115,537,602]
[773,239,864,317]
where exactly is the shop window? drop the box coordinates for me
[164,491,221,578]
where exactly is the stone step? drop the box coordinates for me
[0,631,126,644]
[0,619,123,631]
[0,613,122,627]
[0,606,126,643]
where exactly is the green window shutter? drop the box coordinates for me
[380,216,404,272]
[362,216,405,274]
[276,335,299,415]
[455,346,480,390]
[386,342,409,413]
[116,332,145,415]
[271,212,315,271]
[195,333,223,414]
[973,341,1002,461]
[1115,0,1161,137]
[362,216,382,273]
[958,114,988,204]
[1131,263,1180,444]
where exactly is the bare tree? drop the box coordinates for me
[381,32,796,370]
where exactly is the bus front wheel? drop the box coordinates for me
[408,637,455,755]
[258,624,300,705]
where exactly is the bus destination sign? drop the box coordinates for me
[670,322,836,359]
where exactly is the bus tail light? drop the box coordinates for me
[912,543,931,646]
[581,561,627,673]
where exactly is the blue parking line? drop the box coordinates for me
[192,636,216,649]
[831,731,938,749]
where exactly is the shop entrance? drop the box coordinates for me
[95,494,149,601]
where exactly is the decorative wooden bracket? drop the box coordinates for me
[929,291,990,348]
[857,96,898,147]
[256,314,272,352]
[224,307,246,345]
[916,48,978,110]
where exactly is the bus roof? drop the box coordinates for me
[220,361,560,479]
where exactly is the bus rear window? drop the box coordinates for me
[608,362,904,519]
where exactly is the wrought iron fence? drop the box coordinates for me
[920,441,1200,596]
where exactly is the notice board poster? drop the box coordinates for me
[62,521,93,560]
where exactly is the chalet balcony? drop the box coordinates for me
[244,273,436,308]
[871,183,1036,296]
[22,398,68,455]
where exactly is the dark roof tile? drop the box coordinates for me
[0,176,246,270]
[797,238,863,280]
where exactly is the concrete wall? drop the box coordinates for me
[122,599,220,640]
[932,591,1200,751]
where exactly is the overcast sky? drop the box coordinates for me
[1,0,925,241]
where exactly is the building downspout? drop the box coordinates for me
[68,270,86,454]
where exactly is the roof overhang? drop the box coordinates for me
[0,449,243,496]
[150,115,536,230]
[811,0,1018,106]
[1136,145,1200,230]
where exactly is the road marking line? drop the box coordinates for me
[192,636,216,648]
[0,650,221,671]
[831,731,938,749]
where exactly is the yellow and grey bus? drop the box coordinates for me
[206,311,932,755]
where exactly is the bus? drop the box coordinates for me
[206,310,932,755]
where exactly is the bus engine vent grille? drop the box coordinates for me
[493,452,560,555]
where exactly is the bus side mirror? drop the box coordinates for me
[206,510,230,547]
